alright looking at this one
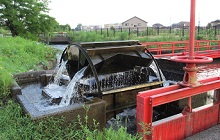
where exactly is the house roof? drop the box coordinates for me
[153,23,164,27]
[122,16,148,24]
[179,21,190,24]
[211,19,220,23]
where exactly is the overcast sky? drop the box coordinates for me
[48,0,219,28]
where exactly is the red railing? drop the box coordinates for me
[141,40,220,58]
[137,1,220,139]
[136,77,220,140]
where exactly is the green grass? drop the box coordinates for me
[0,37,57,74]
[68,31,133,42]
[0,37,57,100]
[68,31,181,42]
[0,100,141,140]
[68,29,219,43]
[0,64,13,99]
[0,100,79,140]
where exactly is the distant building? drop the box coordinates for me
[171,21,190,29]
[104,23,122,29]
[210,19,220,29]
[171,23,179,29]
[82,25,102,31]
[122,16,148,30]
[152,23,164,29]
[179,21,190,28]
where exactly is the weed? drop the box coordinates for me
[138,122,152,138]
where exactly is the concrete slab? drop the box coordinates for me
[17,93,106,129]
[185,124,220,140]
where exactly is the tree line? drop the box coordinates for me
[0,0,72,40]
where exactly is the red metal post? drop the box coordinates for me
[171,0,212,88]
[214,89,220,104]
[189,0,196,59]
[185,0,196,109]
[137,96,153,139]
[188,97,192,112]
[172,43,174,54]
[183,0,196,88]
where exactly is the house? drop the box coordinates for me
[122,16,148,30]
[171,23,180,29]
[171,21,190,29]
[210,19,220,29]
[104,23,122,29]
[179,21,190,28]
[82,25,102,31]
[152,23,164,29]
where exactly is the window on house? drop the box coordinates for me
[125,23,129,26]
[138,23,141,26]
[134,25,137,27]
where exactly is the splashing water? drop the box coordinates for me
[59,66,87,106]
[150,61,166,82]
[53,61,68,85]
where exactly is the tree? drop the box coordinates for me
[206,23,212,29]
[59,24,71,32]
[75,23,82,31]
[110,26,115,31]
[0,0,59,39]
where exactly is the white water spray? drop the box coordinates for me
[53,61,68,85]
[59,66,87,106]
[150,61,166,82]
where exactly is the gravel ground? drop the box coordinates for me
[185,124,220,140]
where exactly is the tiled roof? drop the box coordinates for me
[122,16,148,24]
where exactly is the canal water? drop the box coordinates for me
[197,58,220,80]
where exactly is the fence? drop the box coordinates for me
[141,40,220,58]
[82,26,220,38]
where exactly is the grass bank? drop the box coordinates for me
[0,37,56,74]
[0,37,57,100]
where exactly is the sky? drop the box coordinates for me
[48,0,220,28]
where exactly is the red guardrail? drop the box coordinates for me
[141,40,220,58]
[136,77,220,140]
